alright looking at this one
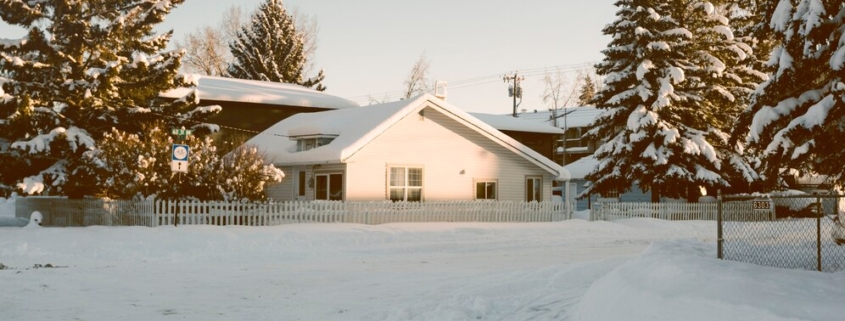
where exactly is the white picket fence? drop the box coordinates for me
[591,201,776,221]
[151,200,570,226]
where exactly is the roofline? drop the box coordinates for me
[341,95,569,180]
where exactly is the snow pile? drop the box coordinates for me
[575,240,845,321]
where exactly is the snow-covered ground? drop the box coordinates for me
[1,204,844,321]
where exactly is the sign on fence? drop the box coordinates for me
[752,199,772,211]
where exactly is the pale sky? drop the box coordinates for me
[0,0,618,114]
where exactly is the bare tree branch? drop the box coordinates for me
[403,54,431,99]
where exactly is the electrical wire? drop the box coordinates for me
[343,61,598,104]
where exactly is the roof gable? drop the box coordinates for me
[246,94,570,180]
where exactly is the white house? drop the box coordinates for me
[246,94,570,202]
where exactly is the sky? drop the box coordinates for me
[2,198,845,320]
[0,0,618,114]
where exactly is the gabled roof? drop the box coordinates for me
[246,94,569,180]
[511,106,603,128]
[468,113,565,134]
[161,75,359,109]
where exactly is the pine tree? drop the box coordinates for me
[585,0,764,201]
[0,0,218,196]
[228,0,326,91]
[577,74,597,106]
[732,0,845,187]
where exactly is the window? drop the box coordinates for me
[295,136,336,152]
[298,171,306,196]
[315,173,343,200]
[389,166,423,202]
[475,180,497,200]
[526,176,542,202]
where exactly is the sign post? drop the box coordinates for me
[170,128,192,227]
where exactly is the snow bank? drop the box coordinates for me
[574,240,845,321]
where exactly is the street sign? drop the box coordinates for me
[171,128,193,136]
[171,144,189,173]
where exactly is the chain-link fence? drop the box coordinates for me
[718,194,845,272]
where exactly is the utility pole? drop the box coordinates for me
[503,72,524,117]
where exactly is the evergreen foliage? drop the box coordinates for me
[70,122,283,201]
[578,74,597,106]
[0,0,218,196]
[228,0,326,91]
[585,0,765,201]
[732,0,845,187]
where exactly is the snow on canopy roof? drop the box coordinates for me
[160,75,359,109]
[511,106,603,129]
[246,94,569,180]
[563,154,598,180]
[469,113,565,134]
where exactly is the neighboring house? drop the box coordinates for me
[564,155,653,211]
[468,113,565,162]
[245,94,570,202]
[494,106,604,166]
[160,76,359,140]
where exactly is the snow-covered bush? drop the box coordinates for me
[69,123,283,201]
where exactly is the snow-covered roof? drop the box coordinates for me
[563,155,598,180]
[247,94,569,180]
[469,113,565,134]
[511,106,603,129]
[161,75,359,109]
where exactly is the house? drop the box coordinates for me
[564,155,654,211]
[160,75,359,141]
[468,113,565,162]
[245,94,570,202]
[480,106,604,166]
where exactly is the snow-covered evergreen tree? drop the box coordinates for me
[585,0,764,201]
[0,0,219,196]
[228,0,326,91]
[733,0,845,187]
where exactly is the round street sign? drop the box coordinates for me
[172,144,190,161]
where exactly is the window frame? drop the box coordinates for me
[297,171,306,196]
[474,179,498,200]
[314,172,343,201]
[525,176,543,202]
[387,165,424,202]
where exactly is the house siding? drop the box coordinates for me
[345,105,555,202]
[266,164,347,201]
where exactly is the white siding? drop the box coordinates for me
[266,164,347,201]
[346,105,555,201]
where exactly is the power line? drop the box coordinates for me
[344,61,597,104]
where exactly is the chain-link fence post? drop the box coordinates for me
[717,190,723,259]
[816,196,822,272]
